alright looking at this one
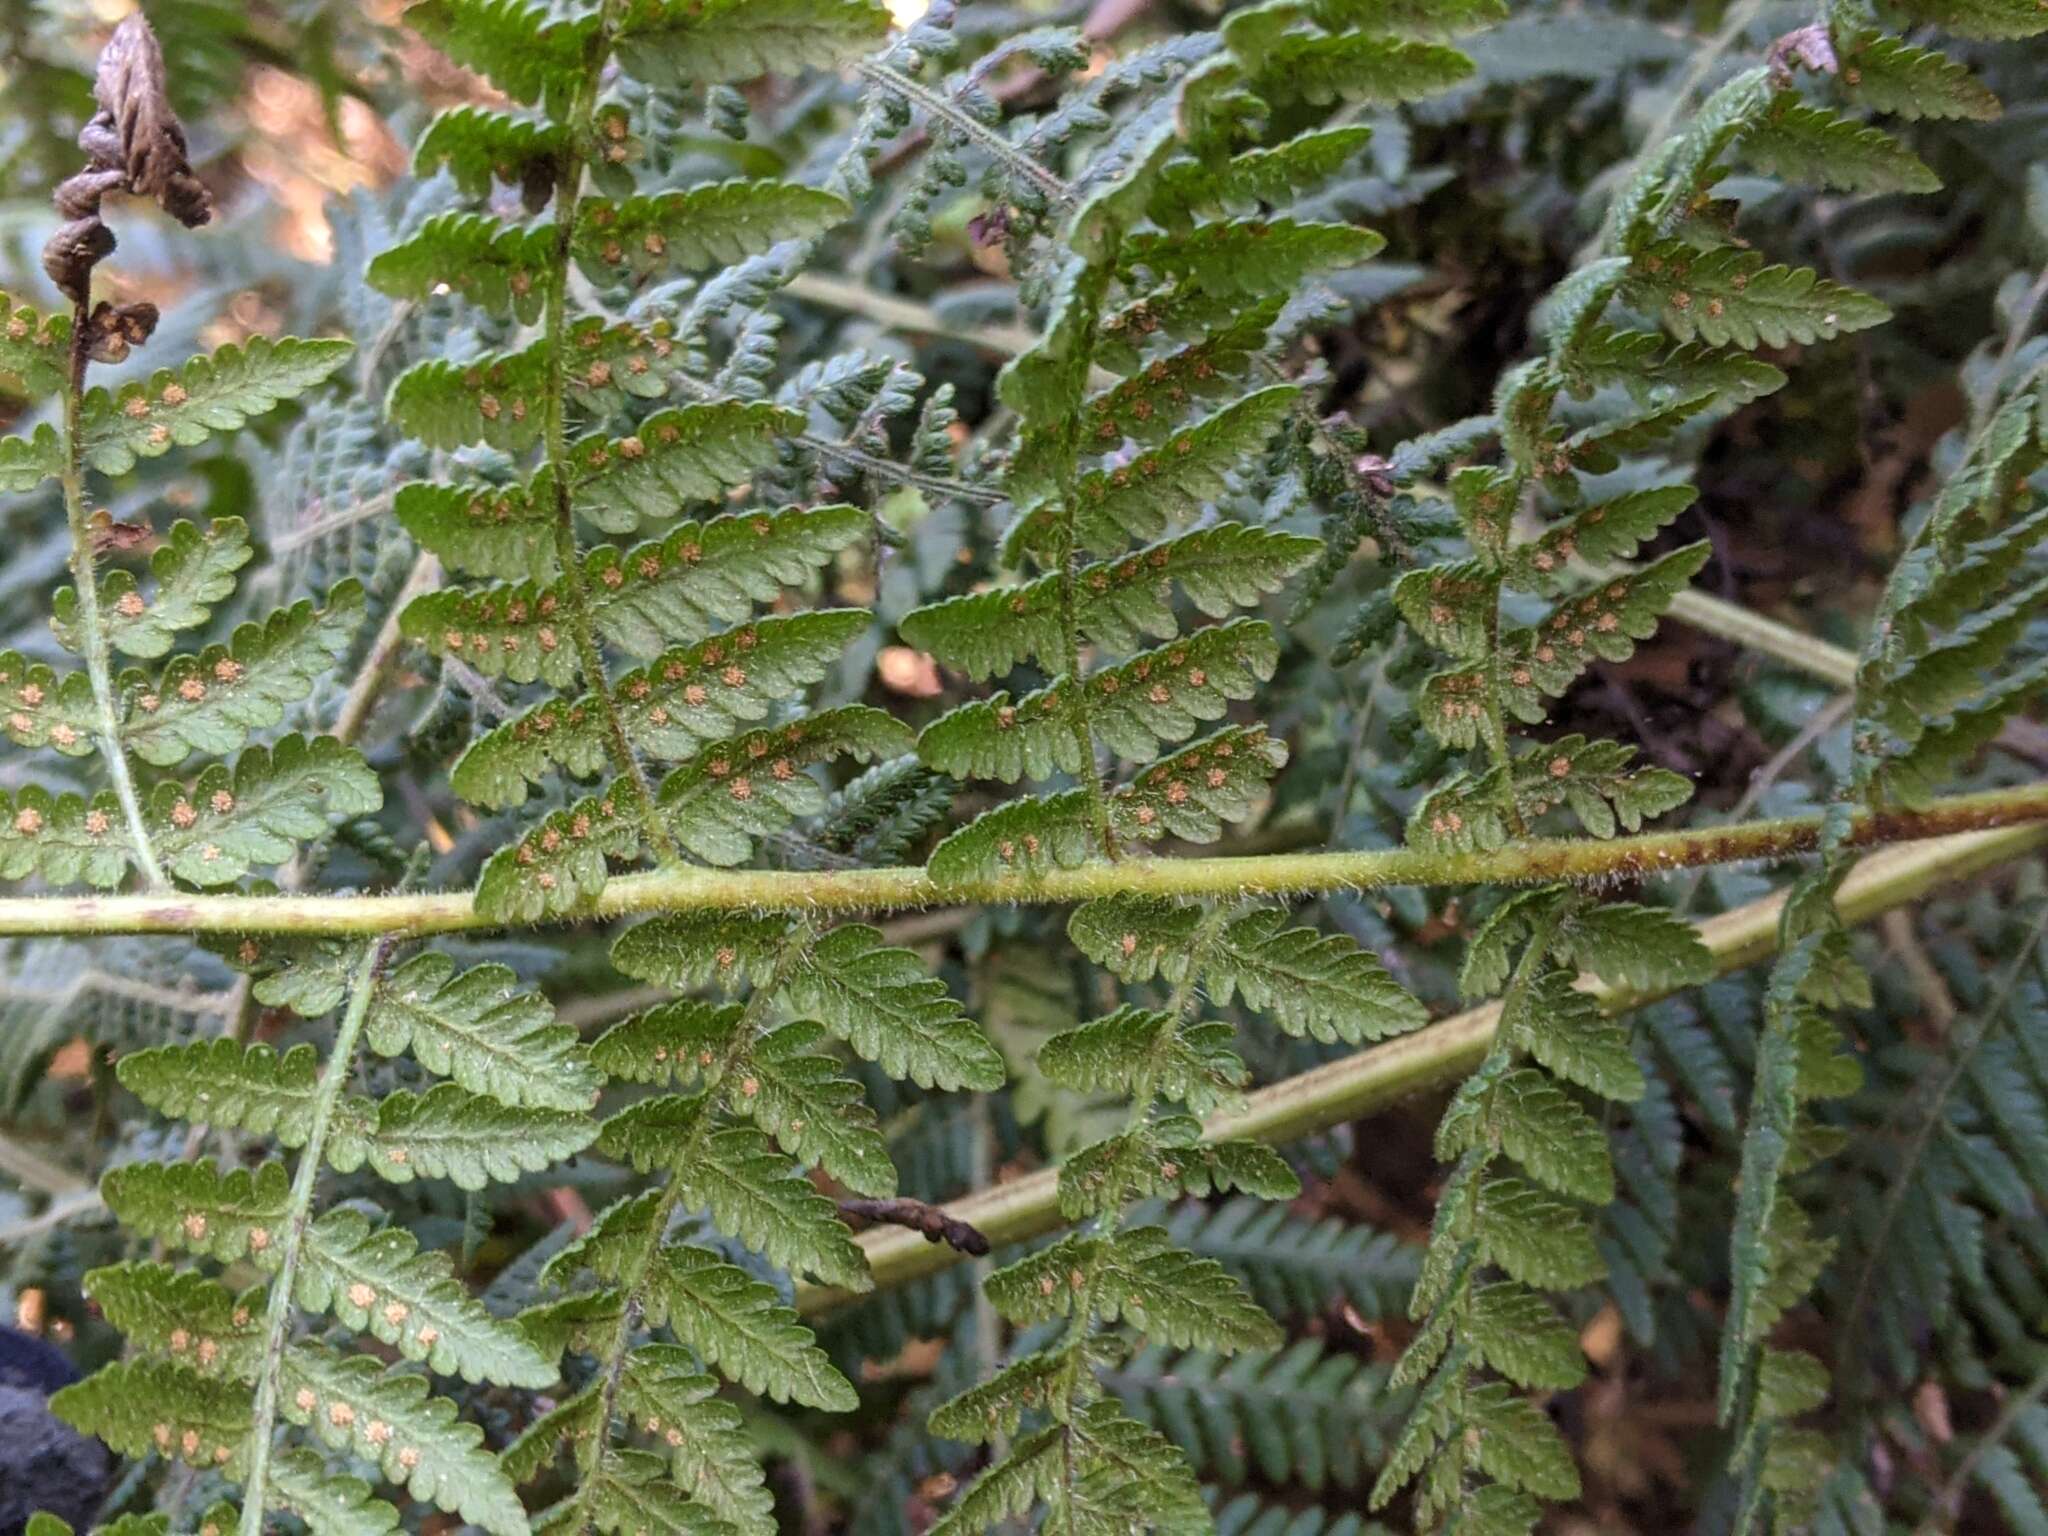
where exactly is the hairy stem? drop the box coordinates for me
[61,301,166,889]
[237,936,389,1536]
[3,780,2044,936]
[795,819,2048,1312]
[538,9,678,866]
[568,923,817,1530]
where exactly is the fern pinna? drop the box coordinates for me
[1715,329,2048,1526]
[1362,6,2013,1533]
[0,12,586,1535]
[894,4,1484,1532]
[363,1,1014,1534]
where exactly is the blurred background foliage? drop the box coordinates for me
[1,0,2046,1531]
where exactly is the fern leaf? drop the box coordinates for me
[0,424,63,491]
[1060,1122,1298,1216]
[388,344,552,452]
[101,1158,292,1262]
[367,212,557,321]
[615,1345,776,1536]
[298,1208,559,1386]
[1464,1282,1587,1391]
[1499,969,1645,1102]
[1624,243,1890,349]
[55,516,255,660]
[925,1425,1063,1536]
[1740,100,1940,194]
[147,734,381,886]
[1121,221,1385,302]
[918,620,1279,780]
[394,477,558,583]
[405,0,598,113]
[330,1082,596,1190]
[592,999,747,1085]
[1892,0,2048,40]
[1309,0,1506,39]
[573,1448,740,1536]
[1086,303,1286,439]
[1440,1066,1615,1204]
[572,184,848,282]
[603,1111,868,1286]
[988,1227,1283,1351]
[278,1340,529,1535]
[1563,326,1787,406]
[1465,1383,1580,1500]
[0,290,70,398]
[1555,902,1713,993]
[81,337,352,474]
[0,784,135,887]
[117,1038,322,1142]
[1057,1400,1212,1534]
[1006,387,1299,559]
[1228,24,1475,107]
[1206,909,1429,1043]
[269,1444,405,1536]
[927,727,1288,881]
[475,783,646,923]
[81,1262,263,1380]
[48,1358,249,1470]
[1151,127,1376,231]
[1837,33,2000,120]
[734,1020,896,1196]
[568,403,804,534]
[929,1352,1074,1445]
[902,524,1318,681]
[123,582,365,766]
[403,503,862,687]
[1476,1174,1605,1291]
[614,0,893,85]
[365,952,599,1111]
[1039,1006,1247,1114]
[1504,487,1696,589]
[1460,544,1712,729]
[648,1240,859,1408]
[654,707,915,864]
[414,105,566,197]
[1409,737,1692,853]
[784,923,1007,1091]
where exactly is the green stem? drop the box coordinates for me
[794,819,2048,1313]
[237,936,389,1536]
[539,9,678,867]
[61,299,166,889]
[567,923,816,1530]
[4,780,2045,936]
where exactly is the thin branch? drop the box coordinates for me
[794,818,2048,1313]
[329,550,440,747]
[857,59,1079,208]
[236,936,389,1536]
[61,300,166,888]
[0,780,2043,936]
[540,31,679,866]
[1918,1356,2048,1535]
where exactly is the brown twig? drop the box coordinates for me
[838,1196,992,1256]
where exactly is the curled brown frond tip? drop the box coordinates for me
[44,12,213,302]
